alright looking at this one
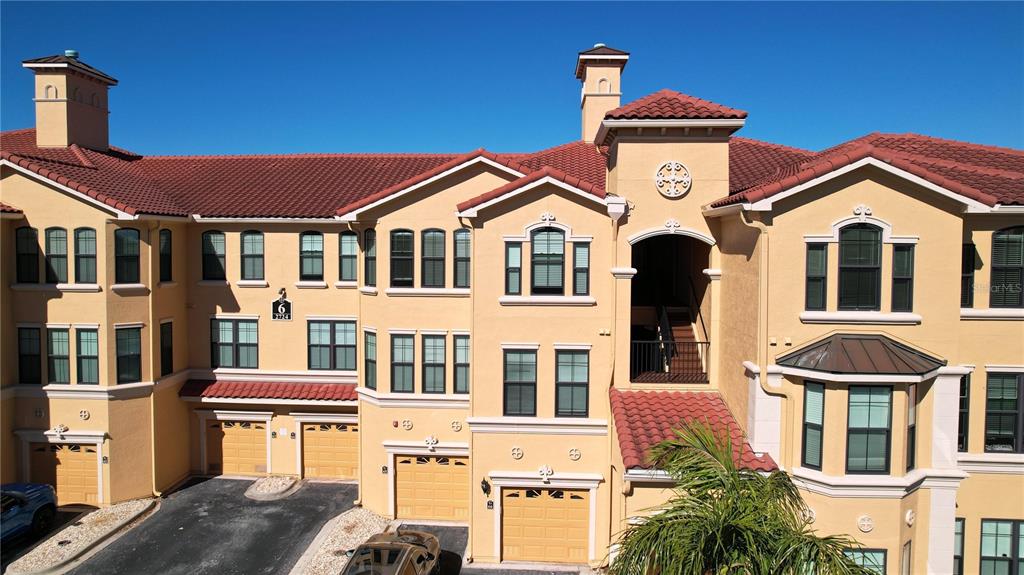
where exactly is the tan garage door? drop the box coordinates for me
[206,421,267,475]
[395,455,469,521]
[30,443,99,507]
[302,423,359,479]
[503,488,589,563]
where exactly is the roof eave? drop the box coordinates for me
[595,118,746,146]
[21,61,118,85]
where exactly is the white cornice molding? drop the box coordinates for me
[610,267,637,279]
[487,470,603,488]
[356,387,469,409]
[382,440,469,456]
[957,452,1024,475]
[466,417,607,436]
[290,412,358,424]
[623,469,674,483]
[498,295,596,307]
[772,364,940,384]
[798,311,922,325]
[596,118,746,144]
[790,466,967,499]
[194,409,273,421]
[985,365,1024,373]
[960,308,1024,320]
[14,428,108,443]
[10,382,154,400]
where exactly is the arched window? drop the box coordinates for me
[44,85,57,99]
[90,93,99,107]
[44,227,68,283]
[159,229,173,282]
[453,229,470,288]
[202,230,226,280]
[992,226,1024,308]
[15,227,39,284]
[339,231,358,282]
[597,78,610,94]
[74,227,97,284]
[364,229,377,287]
[240,230,264,281]
[838,224,882,310]
[531,228,565,295]
[421,229,445,288]
[114,228,140,284]
[390,230,414,287]
[299,231,323,281]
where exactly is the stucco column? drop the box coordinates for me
[744,362,783,465]
[703,265,722,384]
[927,366,972,575]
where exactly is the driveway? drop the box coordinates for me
[69,478,355,575]
[398,523,579,575]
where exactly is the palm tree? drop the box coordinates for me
[609,420,876,575]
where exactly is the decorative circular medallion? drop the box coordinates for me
[451,420,463,432]
[511,447,524,460]
[905,509,916,527]
[857,515,874,533]
[401,419,413,431]
[568,448,582,461]
[655,161,692,198]
[79,410,90,421]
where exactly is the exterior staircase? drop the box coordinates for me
[630,306,709,383]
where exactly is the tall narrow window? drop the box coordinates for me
[18,327,41,384]
[421,229,445,288]
[454,229,470,288]
[202,231,227,280]
[307,320,356,370]
[391,334,414,393]
[985,373,1023,453]
[364,229,377,287]
[160,322,173,376]
[210,319,258,369]
[47,328,70,384]
[390,230,413,287]
[953,518,964,575]
[802,382,825,469]
[980,520,1023,575]
[240,231,264,281]
[339,232,358,282]
[556,350,589,417]
[892,245,915,312]
[531,228,564,295]
[958,374,970,452]
[505,242,522,295]
[453,335,470,394]
[116,327,142,384]
[76,329,99,384]
[159,229,173,282]
[364,331,377,390]
[45,228,68,283]
[15,227,39,283]
[838,224,881,310]
[847,386,892,473]
[961,244,976,308]
[906,384,917,471]
[992,226,1024,308]
[573,243,590,296]
[805,243,828,311]
[843,549,886,575]
[422,335,445,393]
[74,228,97,284]
[299,231,324,281]
[503,350,536,416]
[114,228,140,284]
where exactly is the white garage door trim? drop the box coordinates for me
[196,410,273,475]
[489,471,603,563]
[292,412,358,479]
[14,428,106,505]
[383,440,469,518]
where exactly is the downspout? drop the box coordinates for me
[738,209,769,371]
[147,220,162,498]
[346,220,363,508]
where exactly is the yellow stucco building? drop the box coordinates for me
[2,46,1022,574]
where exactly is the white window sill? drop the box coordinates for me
[498,295,596,306]
[334,280,358,289]
[295,280,328,289]
[158,281,177,288]
[197,280,229,287]
[960,308,1024,320]
[21,283,102,293]
[385,287,470,297]
[359,286,378,295]
[799,311,921,325]
[111,283,148,294]
[237,280,269,288]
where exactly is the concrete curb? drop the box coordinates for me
[244,477,302,501]
[7,499,158,575]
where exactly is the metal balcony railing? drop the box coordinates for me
[630,340,710,383]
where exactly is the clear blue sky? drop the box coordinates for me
[2,2,1022,155]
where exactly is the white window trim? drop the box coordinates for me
[210,314,260,320]
[799,311,922,325]
[45,323,71,329]
[611,267,637,279]
[306,315,358,322]
[55,283,102,292]
[985,364,1024,373]
[384,287,470,297]
[334,280,358,289]
[359,287,378,295]
[466,417,607,435]
[960,308,1024,320]
[236,280,269,288]
[387,329,417,335]
[110,283,148,293]
[420,329,448,336]
[626,225,716,246]
[803,214,918,245]
[113,322,144,330]
[195,409,273,475]
[500,342,540,350]
[498,295,596,306]
[773,363,941,384]
[15,428,107,504]
[553,343,593,351]
[622,468,673,482]
[295,280,328,289]
[292,412,359,479]
[502,219,593,243]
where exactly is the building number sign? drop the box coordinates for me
[272,297,292,321]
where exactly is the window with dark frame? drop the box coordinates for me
[75,228,97,284]
[202,230,227,280]
[959,374,971,452]
[906,384,917,471]
[961,244,976,308]
[241,230,264,281]
[299,231,324,281]
[364,331,377,390]
[503,350,536,416]
[838,224,882,310]
[116,327,142,384]
[114,228,140,284]
[45,227,68,283]
[390,230,414,287]
[802,382,824,469]
[953,518,964,575]
[76,329,99,384]
[805,243,827,311]
[391,334,414,393]
[454,335,470,394]
[364,229,377,287]
[15,227,39,284]
[980,519,1023,575]
[892,244,915,312]
[339,232,358,282]
[846,386,892,474]
[555,350,588,417]
[18,327,41,384]
[573,243,589,296]
[210,319,258,369]
[47,328,70,384]
[843,549,886,575]
[454,229,470,288]
[159,229,173,282]
[985,372,1023,453]
[531,228,564,295]
[160,322,173,377]
[505,242,522,295]
[308,320,356,371]
[421,229,445,288]
[422,335,445,393]
[991,226,1024,308]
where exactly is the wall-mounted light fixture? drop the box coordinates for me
[480,478,491,496]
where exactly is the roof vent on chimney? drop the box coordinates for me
[593,43,606,48]
[64,49,79,59]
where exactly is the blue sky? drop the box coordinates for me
[2,2,1021,155]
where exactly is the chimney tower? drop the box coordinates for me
[576,44,629,142]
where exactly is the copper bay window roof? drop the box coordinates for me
[777,334,945,376]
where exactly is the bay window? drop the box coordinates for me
[116,327,142,383]
[76,329,99,384]
[805,243,827,311]
[846,386,891,473]
[114,229,140,284]
[802,382,824,469]
[47,328,70,384]
[505,242,522,295]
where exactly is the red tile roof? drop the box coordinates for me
[178,379,357,402]
[609,388,776,472]
[0,202,22,213]
[605,89,747,120]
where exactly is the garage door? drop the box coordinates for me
[502,488,589,563]
[30,443,99,507]
[302,423,359,479]
[395,455,469,521]
[206,421,267,475]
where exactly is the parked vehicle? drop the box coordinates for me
[1,483,57,544]
[341,529,440,575]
